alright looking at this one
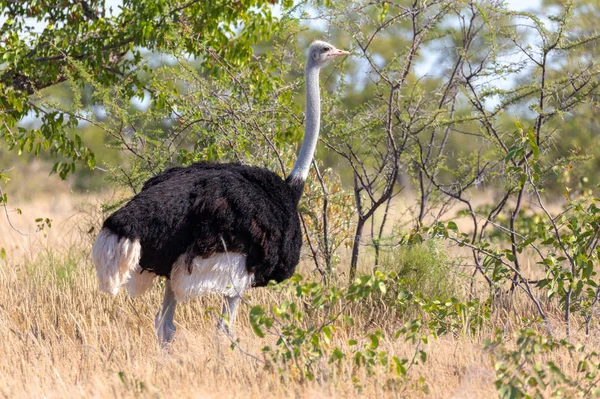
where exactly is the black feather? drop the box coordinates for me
[102,162,304,287]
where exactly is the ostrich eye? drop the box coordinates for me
[322,46,330,52]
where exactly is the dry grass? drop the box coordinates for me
[0,250,496,398]
[0,188,595,398]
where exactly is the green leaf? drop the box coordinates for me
[378,280,387,294]
[249,306,265,338]
[583,260,594,279]
[322,325,332,345]
[392,356,407,376]
[369,334,379,350]
[331,348,344,361]
[527,129,540,159]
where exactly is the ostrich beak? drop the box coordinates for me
[329,49,350,57]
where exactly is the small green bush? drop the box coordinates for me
[379,240,457,300]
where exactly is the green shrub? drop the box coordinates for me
[379,239,458,300]
[487,328,600,398]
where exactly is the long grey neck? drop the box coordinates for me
[288,62,321,182]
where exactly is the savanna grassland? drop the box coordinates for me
[4,0,600,398]
[0,183,491,399]
[0,177,595,399]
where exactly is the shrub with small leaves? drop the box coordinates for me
[246,271,490,386]
[487,328,600,398]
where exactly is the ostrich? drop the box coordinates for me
[92,40,349,344]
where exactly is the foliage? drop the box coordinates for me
[488,328,600,398]
[427,126,600,337]
[248,273,421,383]
[379,239,457,301]
[0,0,289,178]
[246,271,489,384]
[300,167,354,275]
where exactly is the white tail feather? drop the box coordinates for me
[92,229,142,295]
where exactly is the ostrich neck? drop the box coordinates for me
[289,63,321,182]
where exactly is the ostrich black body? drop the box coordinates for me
[102,162,304,287]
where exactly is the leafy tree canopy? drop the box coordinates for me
[0,0,288,177]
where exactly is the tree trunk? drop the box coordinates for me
[349,217,365,283]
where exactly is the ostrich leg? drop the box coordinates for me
[155,279,177,346]
[217,294,241,336]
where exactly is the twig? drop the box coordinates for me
[0,184,33,237]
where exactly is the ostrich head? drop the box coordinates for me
[307,40,349,68]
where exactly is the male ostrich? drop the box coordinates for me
[92,41,349,344]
